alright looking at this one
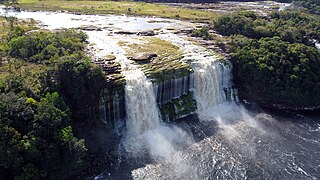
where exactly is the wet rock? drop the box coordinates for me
[173,30,179,34]
[137,30,157,36]
[115,30,137,35]
[107,74,123,81]
[179,28,195,34]
[206,45,219,50]
[130,53,157,62]
[95,58,106,65]
[79,25,102,31]
[102,63,121,73]
[104,55,116,61]
[94,55,117,65]
[166,27,176,31]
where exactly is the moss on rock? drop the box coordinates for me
[160,91,197,121]
[119,37,193,82]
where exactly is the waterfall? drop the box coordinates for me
[99,90,126,130]
[157,32,234,113]
[154,73,194,104]
[123,69,194,159]
[192,59,233,113]
[124,69,161,138]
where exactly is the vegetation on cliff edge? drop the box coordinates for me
[0,17,110,179]
[211,5,320,108]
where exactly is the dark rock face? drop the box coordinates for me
[94,73,197,130]
[115,31,137,35]
[154,73,194,104]
[130,53,158,61]
[90,53,125,92]
[98,88,126,129]
[106,74,123,82]
[94,57,121,74]
[159,91,197,122]
[115,30,157,36]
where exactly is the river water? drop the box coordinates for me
[1,6,319,180]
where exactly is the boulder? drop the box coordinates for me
[130,53,157,62]
[104,55,116,61]
[137,30,157,36]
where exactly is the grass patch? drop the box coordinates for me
[18,0,217,22]
[119,37,192,81]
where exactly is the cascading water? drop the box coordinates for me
[126,32,247,179]
[122,68,194,159]
[157,32,234,111]
[124,69,161,140]
[154,74,194,104]
[2,7,319,180]
[130,31,319,180]
[192,59,232,112]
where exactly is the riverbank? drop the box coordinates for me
[18,0,217,22]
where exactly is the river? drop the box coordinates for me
[1,5,319,180]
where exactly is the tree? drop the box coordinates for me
[53,54,106,124]
[0,92,86,179]
[231,36,320,107]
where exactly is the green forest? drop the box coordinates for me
[0,0,320,179]
[0,18,111,179]
[209,1,320,108]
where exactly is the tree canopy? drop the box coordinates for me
[231,36,320,106]
[0,19,108,179]
[212,3,320,108]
